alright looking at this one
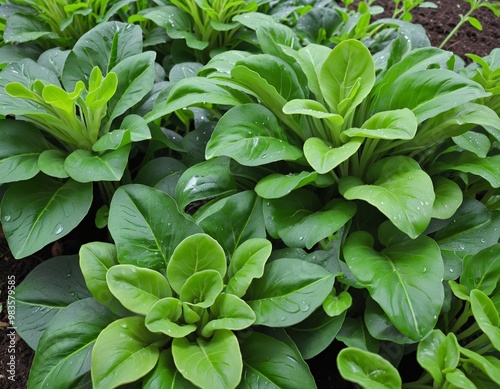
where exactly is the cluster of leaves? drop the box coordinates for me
[3,0,500,388]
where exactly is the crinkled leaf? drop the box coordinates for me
[107,264,171,315]
[92,316,166,389]
[344,231,444,340]
[167,233,226,295]
[206,104,303,166]
[245,258,334,327]
[1,176,93,258]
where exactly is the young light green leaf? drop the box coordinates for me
[206,104,303,166]
[179,270,224,308]
[79,242,127,315]
[108,184,202,270]
[283,99,344,123]
[226,238,272,298]
[107,264,171,315]
[167,233,226,295]
[27,298,117,389]
[337,348,402,389]
[255,171,324,199]
[344,231,444,340]
[172,330,242,389]
[341,108,418,141]
[245,258,334,327]
[0,120,50,183]
[92,316,166,389]
[145,297,197,337]
[38,150,69,179]
[319,39,375,117]
[445,369,477,389]
[431,176,463,220]
[323,291,352,317]
[1,176,93,259]
[64,145,131,183]
[470,289,500,350]
[459,346,500,384]
[453,131,491,158]
[304,137,363,174]
[417,330,460,385]
[239,331,316,388]
[444,154,500,188]
[15,255,92,350]
[201,293,256,337]
[340,156,434,238]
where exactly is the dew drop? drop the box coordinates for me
[449,268,454,273]
[298,236,304,241]
[3,214,11,222]
[120,323,128,329]
[423,267,427,273]
[480,238,486,243]
[459,244,465,250]
[54,223,64,235]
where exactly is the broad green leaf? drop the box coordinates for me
[62,22,143,91]
[444,154,500,188]
[195,191,266,257]
[143,349,196,389]
[206,104,303,166]
[27,298,117,389]
[256,22,298,61]
[453,131,491,158]
[461,244,500,295]
[373,69,490,124]
[286,308,346,359]
[341,109,418,141]
[91,130,132,152]
[238,331,315,388]
[79,242,126,315]
[344,231,444,340]
[233,54,305,102]
[340,156,434,238]
[108,51,156,121]
[201,293,256,337]
[145,77,249,123]
[0,120,50,183]
[145,297,196,337]
[38,150,69,179]
[459,346,500,384]
[175,157,237,211]
[172,330,242,389]
[337,318,379,352]
[64,145,131,182]
[445,369,477,389]
[1,176,93,258]
[179,270,224,308]
[264,190,356,249]
[226,238,272,297]
[3,13,53,43]
[245,258,334,327]
[304,137,363,174]
[167,233,226,294]
[108,184,202,270]
[417,330,460,385]
[337,348,402,389]
[15,255,92,350]
[470,289,500,350]
[119,114,151,142]
[169,62,203,82]
[319,39,375,117]
[107,264,171,315]
[255,171,325,199]
[92,316,166,389]
[431,176,463,219]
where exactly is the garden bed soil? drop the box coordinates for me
[1,1,499,387]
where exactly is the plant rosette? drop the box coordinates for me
[15,184,336,388]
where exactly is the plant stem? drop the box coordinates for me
[439,1,479,49]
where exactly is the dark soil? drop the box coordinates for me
[1,1,499,388]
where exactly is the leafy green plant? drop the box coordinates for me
[391,0,437,21]
[0,21,156,258]
[15,183,339,388]
[439,0,500,49]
